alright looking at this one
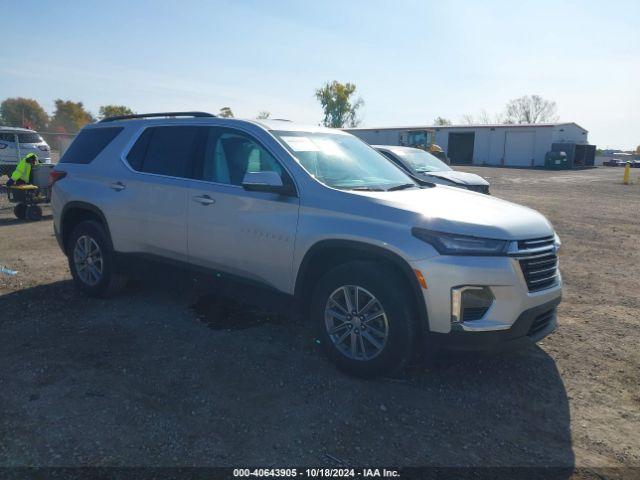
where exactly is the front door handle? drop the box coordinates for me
[110,182,126,191]
[193,194,215,206]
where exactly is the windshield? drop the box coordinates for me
[273,131,416,191]
[391,148,451,173]
[17,132,43,144]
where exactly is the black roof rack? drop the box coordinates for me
[99,111,216,123]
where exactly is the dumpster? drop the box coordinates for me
[545,151,568,169]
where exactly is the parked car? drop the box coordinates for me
[374,145,490,194]
[51,112,562,378]
[602,158,626,167]
[0,127,52,176]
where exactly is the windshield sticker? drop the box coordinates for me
[281,136,320,152]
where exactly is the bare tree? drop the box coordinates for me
[433,116,451,126]
[460,114,476,125]
[503,95,558,124]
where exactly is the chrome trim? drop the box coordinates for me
[450,286,494,326]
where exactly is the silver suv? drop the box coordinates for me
[51,112,562,377]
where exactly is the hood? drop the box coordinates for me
[355,186,554,240]
[421,170,489,186]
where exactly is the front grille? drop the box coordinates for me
[515,236,559,292]
[528,308,555,336]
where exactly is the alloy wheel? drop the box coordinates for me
[324,285,389,361]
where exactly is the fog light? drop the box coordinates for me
[451,286,494,324]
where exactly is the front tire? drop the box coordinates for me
[13,203,26,220]
[311,261,417,378]
[67,220,127,297]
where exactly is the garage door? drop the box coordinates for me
[505,131,535,167]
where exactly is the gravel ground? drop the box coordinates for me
[0,166,638,473]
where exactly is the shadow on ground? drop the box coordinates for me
[0,279,574,473]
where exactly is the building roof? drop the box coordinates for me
[345,122,588,133]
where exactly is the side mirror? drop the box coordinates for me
[241,171,289,194]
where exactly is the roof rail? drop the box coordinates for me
[99,111,216,123]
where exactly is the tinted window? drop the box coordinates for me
[60,127,123,164]
[0,132,16,143]
[199,128,283,186]
[17,133,43,143]
[128,126,200,178]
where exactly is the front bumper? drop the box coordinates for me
[432,297,560,352]
[410,254,563,350]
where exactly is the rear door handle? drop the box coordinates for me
[110,182,126,191]
[193,194,215,206]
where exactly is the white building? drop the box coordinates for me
[345,122,595,168]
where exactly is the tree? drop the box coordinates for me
[460,114,476,125]
[503,94,558,124]
[256,111,271,120]
[219,107,234,118]
[315,81,364,128]
[49,100,94,134]
[635,145,640,155]
[433,117,451,126]
[0,97,49,131]
[99,105,135,120]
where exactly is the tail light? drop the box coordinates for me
[49,170,67,186]
[38,145,50,151]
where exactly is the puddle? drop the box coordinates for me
[190,293,289,331]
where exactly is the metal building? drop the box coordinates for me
[345,122,595,168]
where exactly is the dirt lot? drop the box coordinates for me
[0,166,639,472]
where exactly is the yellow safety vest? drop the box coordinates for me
[11,156,37,183]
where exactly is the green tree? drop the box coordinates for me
[433,116,451,126]
[49,99,94,134]
[315,81,364,128]
[256,110,271,120]
[219,107,234,118]
[0,97,49,131]
[99,105,135,120]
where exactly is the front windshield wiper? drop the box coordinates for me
[387,183,418,191]
[343,186,386,191]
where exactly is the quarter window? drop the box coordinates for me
[60,127,123,164]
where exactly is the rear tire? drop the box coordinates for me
[26,205,42,221]
[311,260,417,378]
[13,203,27,220]
[67,220,127,297]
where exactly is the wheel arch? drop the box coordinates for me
[294,239,429,333]
[60,202,113,255]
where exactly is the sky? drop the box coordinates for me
[1,0,638,149]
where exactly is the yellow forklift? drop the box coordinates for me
[399,129,447,163]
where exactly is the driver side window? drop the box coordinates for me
[199,128,283,186]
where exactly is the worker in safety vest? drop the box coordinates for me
[6,153,39,187]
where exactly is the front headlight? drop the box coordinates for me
[554,232,561,251]
[412,228,509,256]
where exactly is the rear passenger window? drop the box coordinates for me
[0,133,16,143]
[126,126,200,178]
[60,127,123,164]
